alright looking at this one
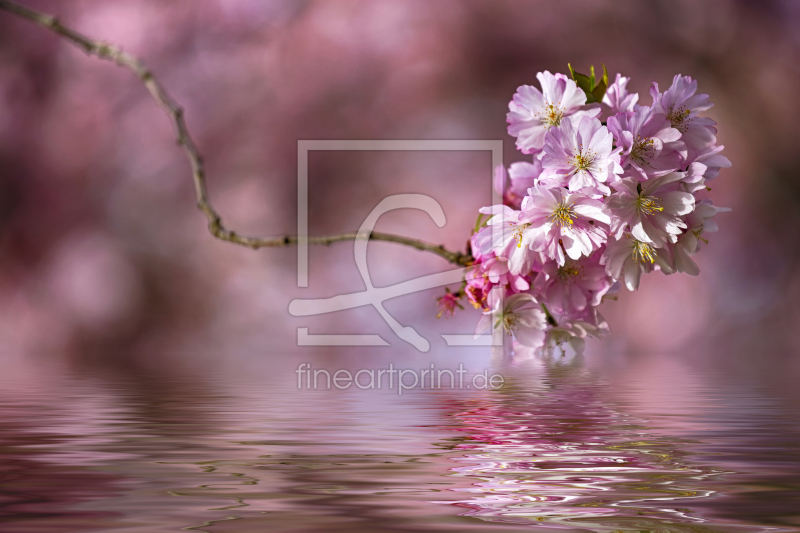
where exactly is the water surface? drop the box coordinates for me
[1,354,798,532]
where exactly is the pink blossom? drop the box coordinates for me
[507,71,601,155]
[493,161,541,210]
[601,234,674,291]
[436,289,463,319]
[463,256,530,310]
[679,162,708,194]
[669,199,730,275]
[469,227,492,264]
[541,307,609,356]
[540,116,622,198]
[603,73,639,115]
[542,326,586,356]
[606,171,695,247]
[475,293,547,348]
[464,264,491,310]
[517,183,610,266]
[481,256,530,292]
[607,105,684,180]
[461,69,730,346]
[474,205,537,275]
[691,144,732,180]
[684,199,729,245]
[532,252,612,315]
[670,231,701,277]
[650,74,717,155]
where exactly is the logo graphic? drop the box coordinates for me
[289,140,503,352]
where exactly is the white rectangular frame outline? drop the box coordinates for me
[297,139,504,348]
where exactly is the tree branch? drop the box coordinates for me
[0,0,474,267]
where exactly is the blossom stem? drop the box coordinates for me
[0,0,473,267]
[540,303,558,327]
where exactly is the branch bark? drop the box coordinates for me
[0,0,474,267]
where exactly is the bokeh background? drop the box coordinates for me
[1,0,799,383]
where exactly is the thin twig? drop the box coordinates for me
[0,0,474,267]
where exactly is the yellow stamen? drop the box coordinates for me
[536,101,564,128]
[631,136,655,164]
[549,202,576,227]
[632,240,657,264]
[574,154,591,169]
[568,144,598,172]
[636,195,664,216]
[668,106,691,132]
[511,222,531,248]
[502,312,518,332]
[557,263,583,285]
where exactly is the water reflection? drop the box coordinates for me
[438,355,739,531]
[0,356,798,532]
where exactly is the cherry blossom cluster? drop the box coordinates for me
[437,66,730,354]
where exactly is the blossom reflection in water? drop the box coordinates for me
[435,355,766,531]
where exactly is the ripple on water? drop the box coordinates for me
[0,357,799,532]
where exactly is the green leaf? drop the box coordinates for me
[568,62,598,103]
[591,64,609,103]
[591,79,607,103]
[573,71,594,95]
[472,212,486,235]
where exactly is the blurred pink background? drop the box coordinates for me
[1,0,799,381]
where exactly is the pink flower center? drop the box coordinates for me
[569,147,597,172]
[631,136,655,164]
[667,106,691,132]
[502,312,519,332]
[557,264,583,285]
[549,202,576,227]
[632,240,656,264]
[511,222,531,248]
[536,102,564,128]
[636,195,664,216]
